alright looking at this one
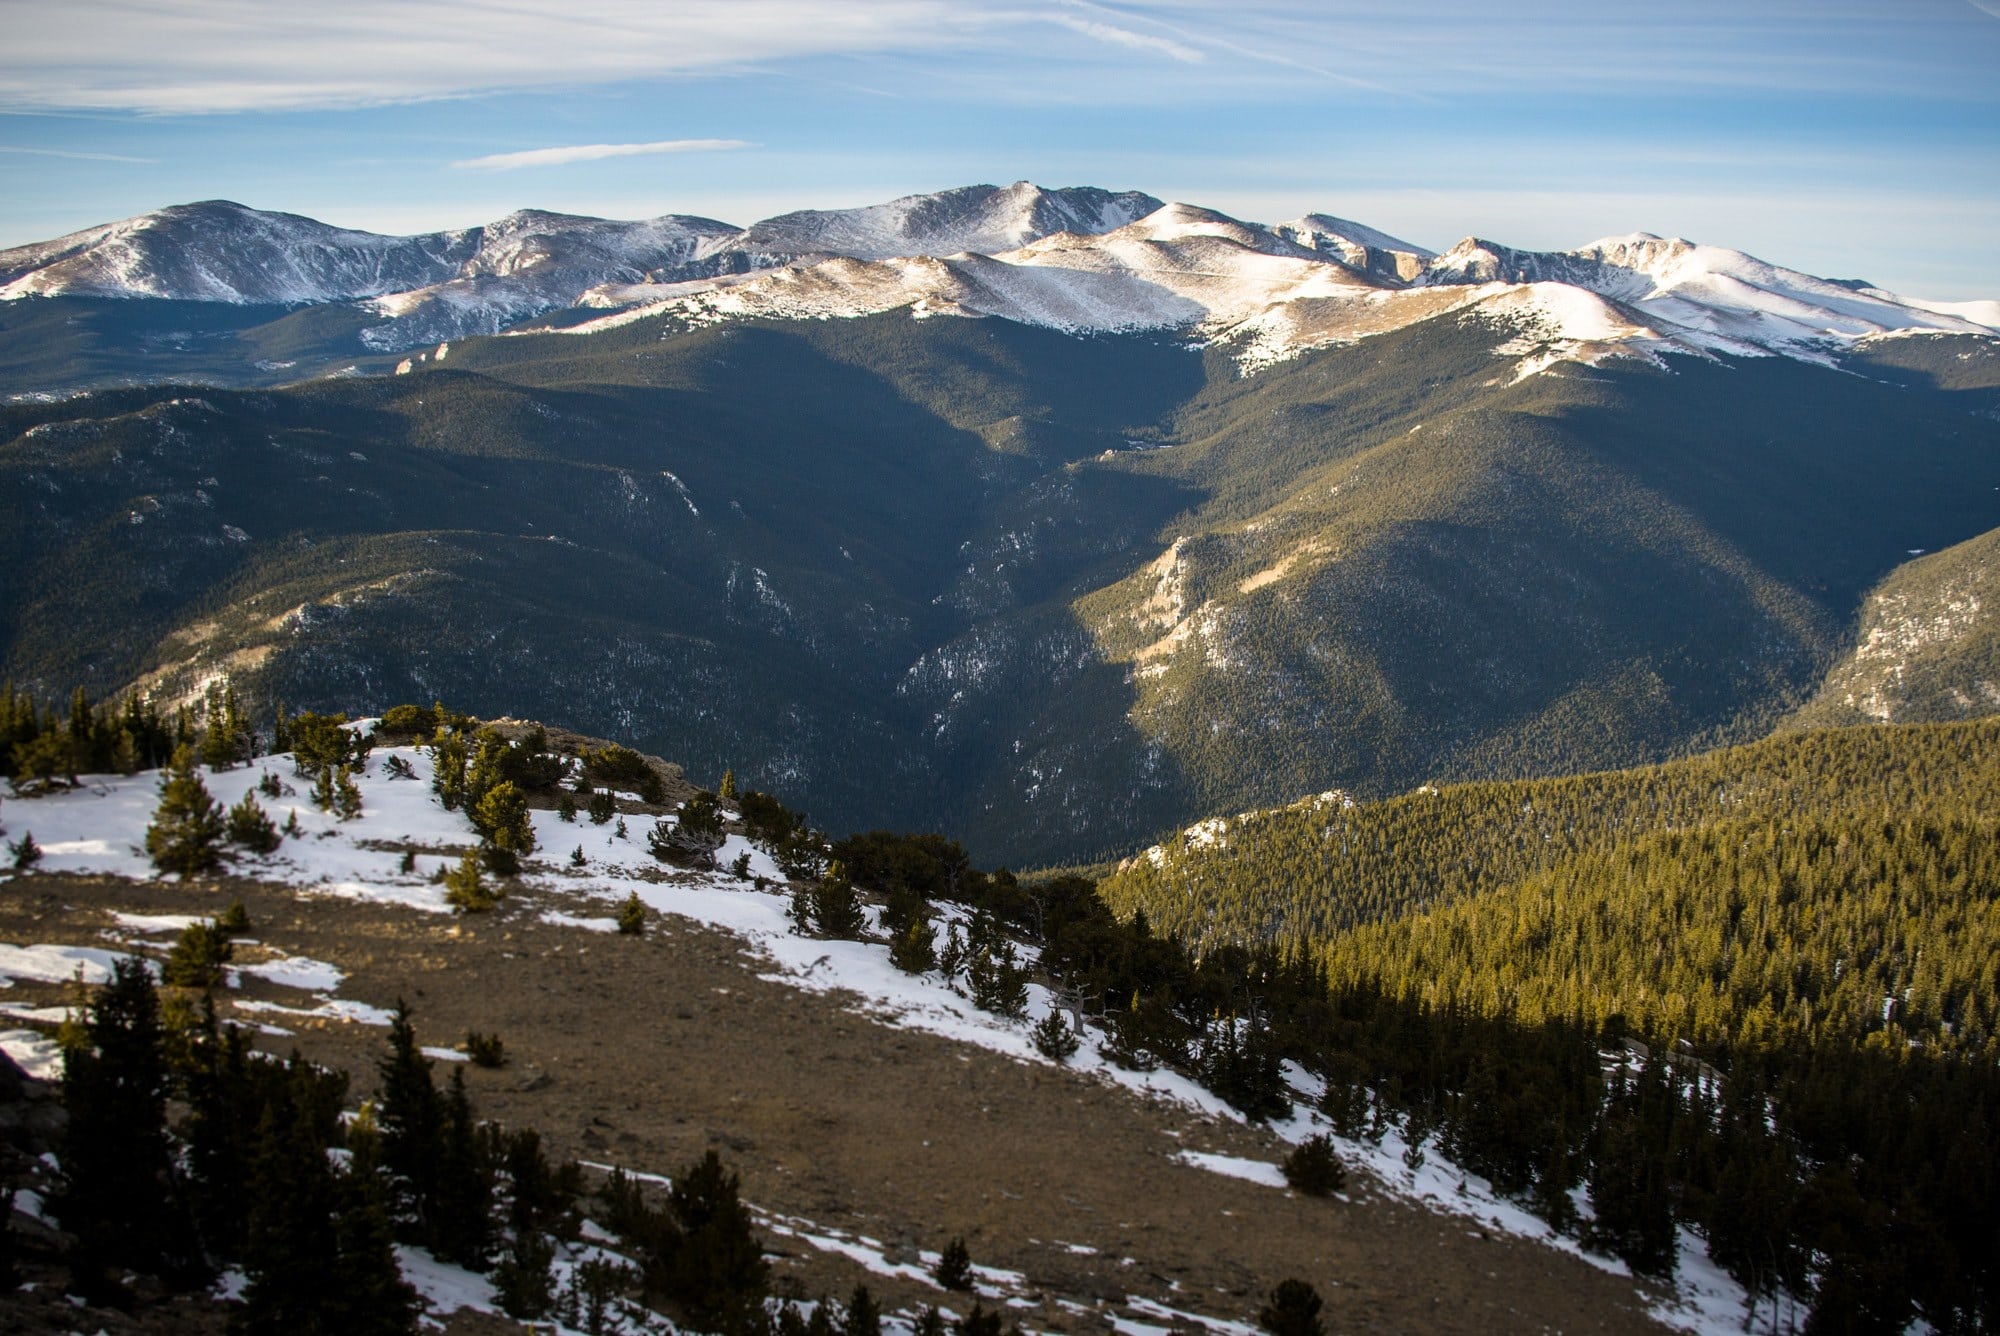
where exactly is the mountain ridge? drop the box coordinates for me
[5,184,1993,370]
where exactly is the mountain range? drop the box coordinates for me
[3,183,1999,864]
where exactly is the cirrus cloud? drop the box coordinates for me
[453,138,755,170]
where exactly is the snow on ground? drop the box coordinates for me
[0,942,132,986]
[0,1028,63,1078]
[1171,1151,1288,1190]
[236,955,344,991]
[393,1244,495,1316]
[110,911,201,935]
[0,741,1753,1332]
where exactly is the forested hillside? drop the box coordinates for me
[6,309,2000,865]
[1101,719,2000,1329]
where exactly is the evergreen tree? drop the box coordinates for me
[890,915,938,974]
[199,683,238,771]
[933,1236,973,1291]
[56,957,197,1295]
[239,1099,343,1331]
[617,892,647,936]
[444,851,499,912]
[953,1307,1003,1336]
[664,1149,769,1332]
[844,1284,882,1336]
[493,1228,557,1319]
[1585,1097,1678,1277]
[181,1011,260,1258]
[1258,1280,1325,1336]
[376,1003,444,1241]
[473,779,536,864]
[431,1066,494,1268]
[1032,1010,1080,1062]
[808,860,867,939]
[967,937,1029,1019]
[226,791,282,853]
[8,829,41,871]
[333,763,364,821]
[162,918,234,989]
[145,743,226,877]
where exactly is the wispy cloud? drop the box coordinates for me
[0,1,1993,113]
[0,145,152,162]
[1049,15,1202,63]
[453,138,753,170]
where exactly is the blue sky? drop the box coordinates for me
[2,0,1998,298]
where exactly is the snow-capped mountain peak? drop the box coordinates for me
[2,187,1994,374]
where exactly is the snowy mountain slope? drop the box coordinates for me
[1270,212,1434,282]
[567,200,1999,378]
[3,186,1995,372]
[1421,232,2000,360]
[725,180,1163,262]
[0,200,478,305]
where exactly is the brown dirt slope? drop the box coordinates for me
[0,870,1671,1335]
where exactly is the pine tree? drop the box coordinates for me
[145,744,226,877]
[1258,1280,1325,1336]
[473,779,536,863]
[1031,1010,1079,1062]
[334,763,364,820]
[808,861,867,939]
[200,683,238,771]
[932,1236,973,1291]
[617,892,647,936]
[431,1066,493,1268]
[239,1099,343,1331]
[967,938,1029,1019]
[444,851,499,912]
[376,1002,444,1240]
[56,956,197,1295]
[844,1284,882,1336]
[494,1227,557,1319]
[719,768,738,801]
[890,915,938,974]
[227,790,282,853]
[8,829,40,871]
[162,918,234,989]
[664,1149,769,1331]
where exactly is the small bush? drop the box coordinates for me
[226,790,282,853]
[581,744,652,786]
[378,703,439,737]
[1258,1279,1325,1336]
[444,851,500,912]
[465,1031,506,1068]
[1031,1010,1079,1063]
[216,899,252,934]
[8,831,41,872]
[1283,1134,1348,1197]
[616,893,646,936]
